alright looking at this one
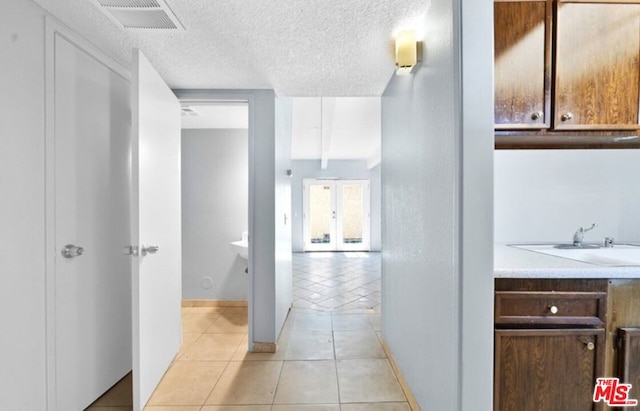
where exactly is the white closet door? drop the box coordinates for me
[53,33,132,410]
[130,49,182,411]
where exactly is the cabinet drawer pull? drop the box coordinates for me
[561,112,574,121]
[548,305,559,314]
[531,111,544,121]
[584,341,595,351]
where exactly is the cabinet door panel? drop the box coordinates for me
[494,0,551,129]
[495,329,604,411]
[617,328,640,407]
[554,3,640,130]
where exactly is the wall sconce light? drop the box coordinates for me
[395,30,421,75]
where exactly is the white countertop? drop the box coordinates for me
[495,244,640,279]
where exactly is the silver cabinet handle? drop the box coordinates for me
[141,244,159,256]
[561,112,574,121]
[61,244,84,259]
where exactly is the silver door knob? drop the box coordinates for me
[61,244,84,259]
[141,244,159,256]
[123,245,139,256]
[585,341,595,351]
[549,305,559,314]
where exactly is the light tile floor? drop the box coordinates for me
[292,252,381,312]
[87,252,398,411]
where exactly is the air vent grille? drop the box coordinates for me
[98,0,160,8]
[108,9,177,29]
[92,0,184,30]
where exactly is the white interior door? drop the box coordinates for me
[303,179,370,252]
[53,33,132,410]
[131,49,182,411]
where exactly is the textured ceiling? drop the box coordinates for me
[33,0,430,96]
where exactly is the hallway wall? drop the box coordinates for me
[0,1,47,409]
[290,160,381,252]
[181,128,248,300]
[381,0,494,409]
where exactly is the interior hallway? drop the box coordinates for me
[87,252,400,410]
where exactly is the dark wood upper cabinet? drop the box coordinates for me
[494,0,640,148]
[554,2,640,130]
[494,0,552,129]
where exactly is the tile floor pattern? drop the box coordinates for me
[292,252,381,312]
[86,307,408,411]
[87,252,394,411]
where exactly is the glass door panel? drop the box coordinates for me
[303,179,370,252]
[337,181,370,251]
[304,181,336,251]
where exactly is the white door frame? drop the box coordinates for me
[176,92,257,350]
[302,179,371,252]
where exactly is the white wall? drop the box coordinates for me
[181,128,248,300]
[381,0,494,409]
[0,2,47,409]
[290,160,382,252]
[495,150,640,243]
[275,97,293,339]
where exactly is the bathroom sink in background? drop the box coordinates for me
[230,231,249,260]
[510,243,640,266]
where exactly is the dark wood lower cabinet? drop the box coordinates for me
[495,328,605,411]
[617,328,640,410]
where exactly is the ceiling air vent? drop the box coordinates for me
[92,0,185,30]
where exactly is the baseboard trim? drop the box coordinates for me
[182,299,248,307]
[380,336,421,411]
[252,342,277,353]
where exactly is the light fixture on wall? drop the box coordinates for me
[395,30,421,75]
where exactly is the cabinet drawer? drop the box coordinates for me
[495,291,606,327]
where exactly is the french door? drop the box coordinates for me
[303,179,370,251]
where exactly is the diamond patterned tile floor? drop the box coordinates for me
[292,252,381,312]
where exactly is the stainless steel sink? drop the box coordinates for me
[510,243,640,266]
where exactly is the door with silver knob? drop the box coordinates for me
[52,33,131,411]
[131,49,182,411]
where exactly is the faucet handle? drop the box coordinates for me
[573,223,598,246]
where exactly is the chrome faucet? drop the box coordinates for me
[573,223,597,247]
